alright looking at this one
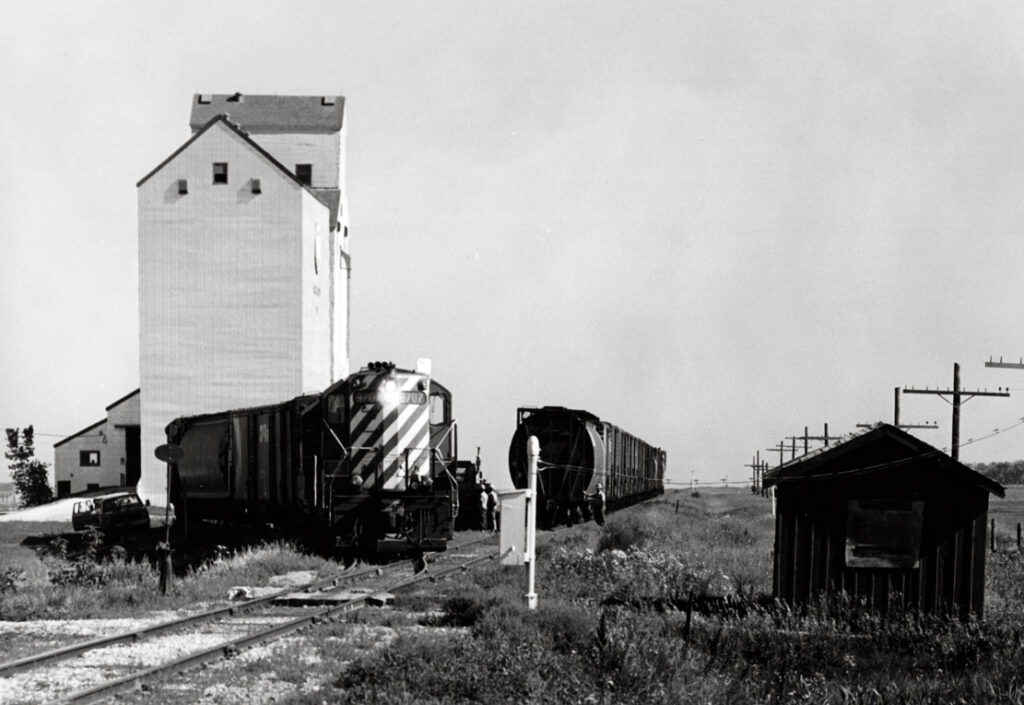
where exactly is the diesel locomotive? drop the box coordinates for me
[165,360,458,555]
[508,406,665,527]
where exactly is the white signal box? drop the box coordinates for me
[498,489,528,566]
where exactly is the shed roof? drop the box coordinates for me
[763,422,1004,497]
[190,93,345,132]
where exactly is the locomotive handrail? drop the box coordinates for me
[431,422,456,450]
[321,419,349,456]
[443,464,460,522]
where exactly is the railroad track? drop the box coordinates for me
[1,536,500,705]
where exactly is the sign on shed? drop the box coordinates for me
[845,498,924,569]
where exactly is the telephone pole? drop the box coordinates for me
[857,388,938,430]
[768,424,842,468]
[801,423,843,447]
[744,451,763,491]
[903,362,1010,461]
[986,356,1024,370]
[767,441,787,467]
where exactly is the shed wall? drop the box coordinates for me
[773,481,989,617]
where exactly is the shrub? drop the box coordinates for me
[39,535,69,560]
[0,567,23,594]
[597,515,654,553]
[80,526,104,562]
[440,593,494,627]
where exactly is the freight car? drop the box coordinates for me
[165,361,458,556]
[508,406,665,527]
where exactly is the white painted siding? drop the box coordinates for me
[54,421,128,494]
[300,189,332,393]
[333,120,350,379]
[107,392,140,428]
[331,228,351,380]
[248,131,341,188]
[138,122,308,501]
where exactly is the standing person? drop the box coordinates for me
[485,483,497,532]
[478,481,488,531]
[588,483,606,526]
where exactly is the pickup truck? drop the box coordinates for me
[72,492,152,533]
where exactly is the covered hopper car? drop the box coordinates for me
[508,406,665,527]
[165,361,458,556]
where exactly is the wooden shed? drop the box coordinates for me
[763,423,1004,617]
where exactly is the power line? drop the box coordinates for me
[903,362,1010,462]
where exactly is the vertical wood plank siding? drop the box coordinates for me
[774,481,989,617]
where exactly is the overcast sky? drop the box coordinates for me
[3,1,1024,489]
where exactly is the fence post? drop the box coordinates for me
[991,518,996,553]
[675,500,679,514]
[1018,522,1021,552]
[684,590,694,643]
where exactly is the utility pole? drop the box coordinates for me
[744,454,754,491]
[986,356,1024,370]
[770,424,842,468]
[786,427,810,455]
[903,362,1010,461]
[802,423,843,447]
[857,388,938,430]
[744,451,763,491]
[767,441,787,467]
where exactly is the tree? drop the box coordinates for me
[5,426,53,507]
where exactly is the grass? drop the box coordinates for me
[0,522,339,620]
[9,489,1024,703]
[272,488,1024,704]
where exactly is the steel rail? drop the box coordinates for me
[2,535,493,678]
[51,546,505,705]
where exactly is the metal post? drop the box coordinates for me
[525,435,539,609]
[159,459,173,595]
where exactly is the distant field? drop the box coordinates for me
[987,485,1024,543]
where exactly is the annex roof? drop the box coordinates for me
[54,418,106,449]
[763,422,1004,497]
[105,388,140,411]
[190,93,345,132]
[136,115,340,226]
